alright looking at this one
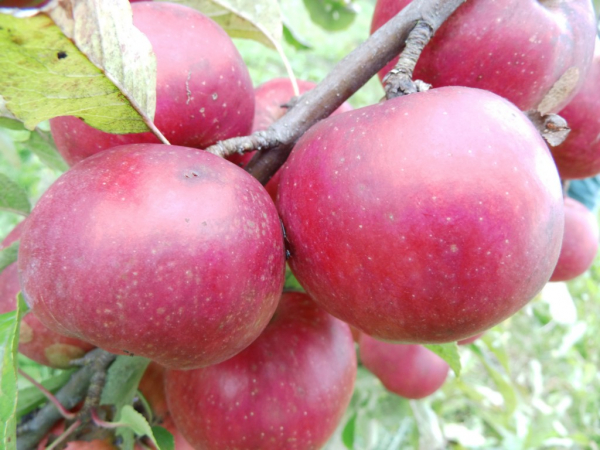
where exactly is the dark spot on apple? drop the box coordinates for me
[184,171,199,178]
[57,51,67,59]
[185,218,190,223]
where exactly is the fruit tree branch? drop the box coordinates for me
[205,0,466,184]
[18,369,76,420]
[16,349,116,450]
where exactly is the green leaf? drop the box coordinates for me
[424,343,461,377]
[16,129,68,172]
[0,241,18,275]
[302,0,358,32]
[164,0,283,49]
[152,426,175,450]
[284,266,305,292]
[341,412,357,449]
[118,405,165,449]
[0,5,156,134]
[283,21,312,50]
[16,370,74,418]
[0,293,28,450]
[100,356,150,413]
[0,129,20,168]
[0,118,26,131]
[0,174,29,216]
[100,356,149,450]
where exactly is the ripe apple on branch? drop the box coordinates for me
[1,0,600,448]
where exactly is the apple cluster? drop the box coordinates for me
[4,0,600,448]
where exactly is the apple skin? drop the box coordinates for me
[550,39,600,179]
[359,334,448,399]
[18,144,285,370]
[550,197,599,281]
[0,222,94,368]
[371,0,596,112]
[228,78,353,201]
[0,0,48,6]
[165,291,357,450]
[50,2,254,166]
[277,86,564,344]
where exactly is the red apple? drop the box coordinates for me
[550,197,599,281]
[165,292,357,450]
[64,440,116,450]
[228,78,353,201]
[50,2,254,166]
[0,0,48,7]
[359,334,449,399]
[371,0,596,112]
[0,222,94,368]
[550,39,600,179]
[18,144,285,369]
[277,86,564,344]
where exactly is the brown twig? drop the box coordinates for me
[204,0,466,185]
[71,351,116,430]
[383,20,434,98]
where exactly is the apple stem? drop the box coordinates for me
[204,0,466,185]
[18,369,77,420]
[383,20,434,99]
[44,419,81,450]
[91,408,123,429]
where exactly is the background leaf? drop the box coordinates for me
[302,0,358,31]
[164,0,282,49]
[0,242,18,275]
[283,21,312,50]
[341,412,356,449]
[0,294,28,450]
[0,174,29,216]
[16,130,68,173]
[0,2,157,135]
[425,343,461,377]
